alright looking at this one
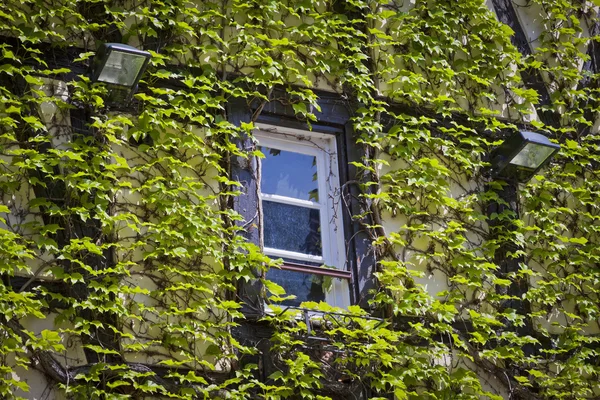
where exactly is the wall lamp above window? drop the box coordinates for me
[491,130,560,183]
[91,43,151,101]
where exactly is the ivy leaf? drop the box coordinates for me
[268,371,284,380]
[565,139,578,149]
[263,280,286,296]
[569,237,588,245]
[40,224,62,235]
[205,344,222,356]
[24,75,44,85]
[292,102,307,116]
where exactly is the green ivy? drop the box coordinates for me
[0,0,599,399]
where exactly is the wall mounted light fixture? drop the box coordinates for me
[491,130,560,183]
[91,43,151,101]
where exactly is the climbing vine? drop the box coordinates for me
[0,0,599,399]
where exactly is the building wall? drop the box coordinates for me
[1,0,598,399]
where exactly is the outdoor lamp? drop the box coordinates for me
[91,43,151,99]
[491,130,560,183]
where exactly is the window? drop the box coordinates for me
[255,124,351,308]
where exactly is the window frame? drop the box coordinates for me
[254,123,351,308]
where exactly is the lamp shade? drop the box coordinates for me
[91,43,151,88]
[491,131,560,183]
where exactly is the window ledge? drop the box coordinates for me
[278,261,352,280]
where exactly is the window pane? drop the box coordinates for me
[260,146,319,202]
[263,201,322,256]
[266,268,325,306]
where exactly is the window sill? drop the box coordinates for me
[278,261,352,280]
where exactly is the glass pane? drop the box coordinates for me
[509,143,556,169]
[263,201,322,256]
[97,51,147,86]
[260,146,319,202]
[266,268,325,306]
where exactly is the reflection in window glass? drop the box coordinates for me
[266,268,325,306]
[263,201,322,256]
[260,146,319,201]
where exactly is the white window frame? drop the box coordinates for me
[255,123,350,308]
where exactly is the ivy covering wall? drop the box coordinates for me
[0,0,599,399]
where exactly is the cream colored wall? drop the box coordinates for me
[9,314,83,400]
[8,2,600,397]
[508,0,600,335]
[104,123,228,368]
[2,79,70,282]
[511,0,593,57]
[428,350,511,399]
[11,80,228,398]
[508,1,595,125]
[10,367,66,400]
[377,149,487,299]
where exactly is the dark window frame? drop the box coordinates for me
[228,92,377,313]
